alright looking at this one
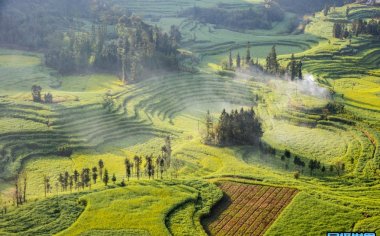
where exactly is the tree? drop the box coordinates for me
[125,158,133,181]
[103,169,109,186]
[228,49,233,70]
[22,172,27,203]
[236,53,241,68]
[162,136,172,168]
[297,60,303,80]
[82,168,91,189]
[323,4,330,17]
[246,42,251,65]
[170,157,182,179]
[92,167,98,184]
[31,85,42,102]
[73,170,79,189]
[134,156,142,179]
[333,23,344,38]
[334,161,345,177]
[158,156,165,179]
[98,159,104,180]
[170,25,182,48]
[287,54,297,80]
[44,93,53,103]
[43,175,50,197]
[205,110,215,144]
[321,166,326,176]
[64,171,69,191]
[14,172,27,206]
[266,45,279,74]
[308,159,318,175]
[116,17,130,84]
[145,156,154,179]
[58,173,64,191]
[284,149,291,159]
[112,174,116,184]
[294,171,300,179]
[69,176,73,192]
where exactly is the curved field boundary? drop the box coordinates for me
[203,182,298,236]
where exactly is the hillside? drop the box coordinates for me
[0,0,379,236]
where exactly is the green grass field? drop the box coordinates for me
[0,1,379,235]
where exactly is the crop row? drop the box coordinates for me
[206,182,298,236]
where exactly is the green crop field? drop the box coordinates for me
[0,0,379,235]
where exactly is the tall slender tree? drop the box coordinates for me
[92,167,98,184]
[103,169,109,186]
[112,174,117,184]
[134,156,142,180]
[98,159,104,180]
[266,45,279,74]
[246,42,251,65]
[228,49,233,69]
[125,158,133,181]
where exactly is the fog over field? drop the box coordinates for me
[0,0,379,235]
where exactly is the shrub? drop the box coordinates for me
[57,145,73,157]
[294,171,300,179]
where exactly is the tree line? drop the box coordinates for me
[279,149,346,178]
[224,43,303,80]
[42,137,183,197]
[332,19,380,39]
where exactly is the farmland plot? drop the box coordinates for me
[203,182,298,236]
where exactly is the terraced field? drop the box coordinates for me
[0,1,380,235]
[204,182,298,236]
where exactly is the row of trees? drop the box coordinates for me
[279,149,346,178]
[352,19,380,37]
[43,137,177,196]
[225,42,263,70]
[44,160,105,196]
[204,108,263,146]
[332,19,380,39]
[224,44,303,80]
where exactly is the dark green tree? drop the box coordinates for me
[145,156,154,179]
[103,169,109,186]
[31,85,42,102]
[112,174,116,184]
[265,45,279,74]
[98,159,104,180]
[134,156,142,180]
[246,42,251,65]
[287,54,297,80]
[228,49,233,70]
[125,158,133,181]
[92,167,98,184]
